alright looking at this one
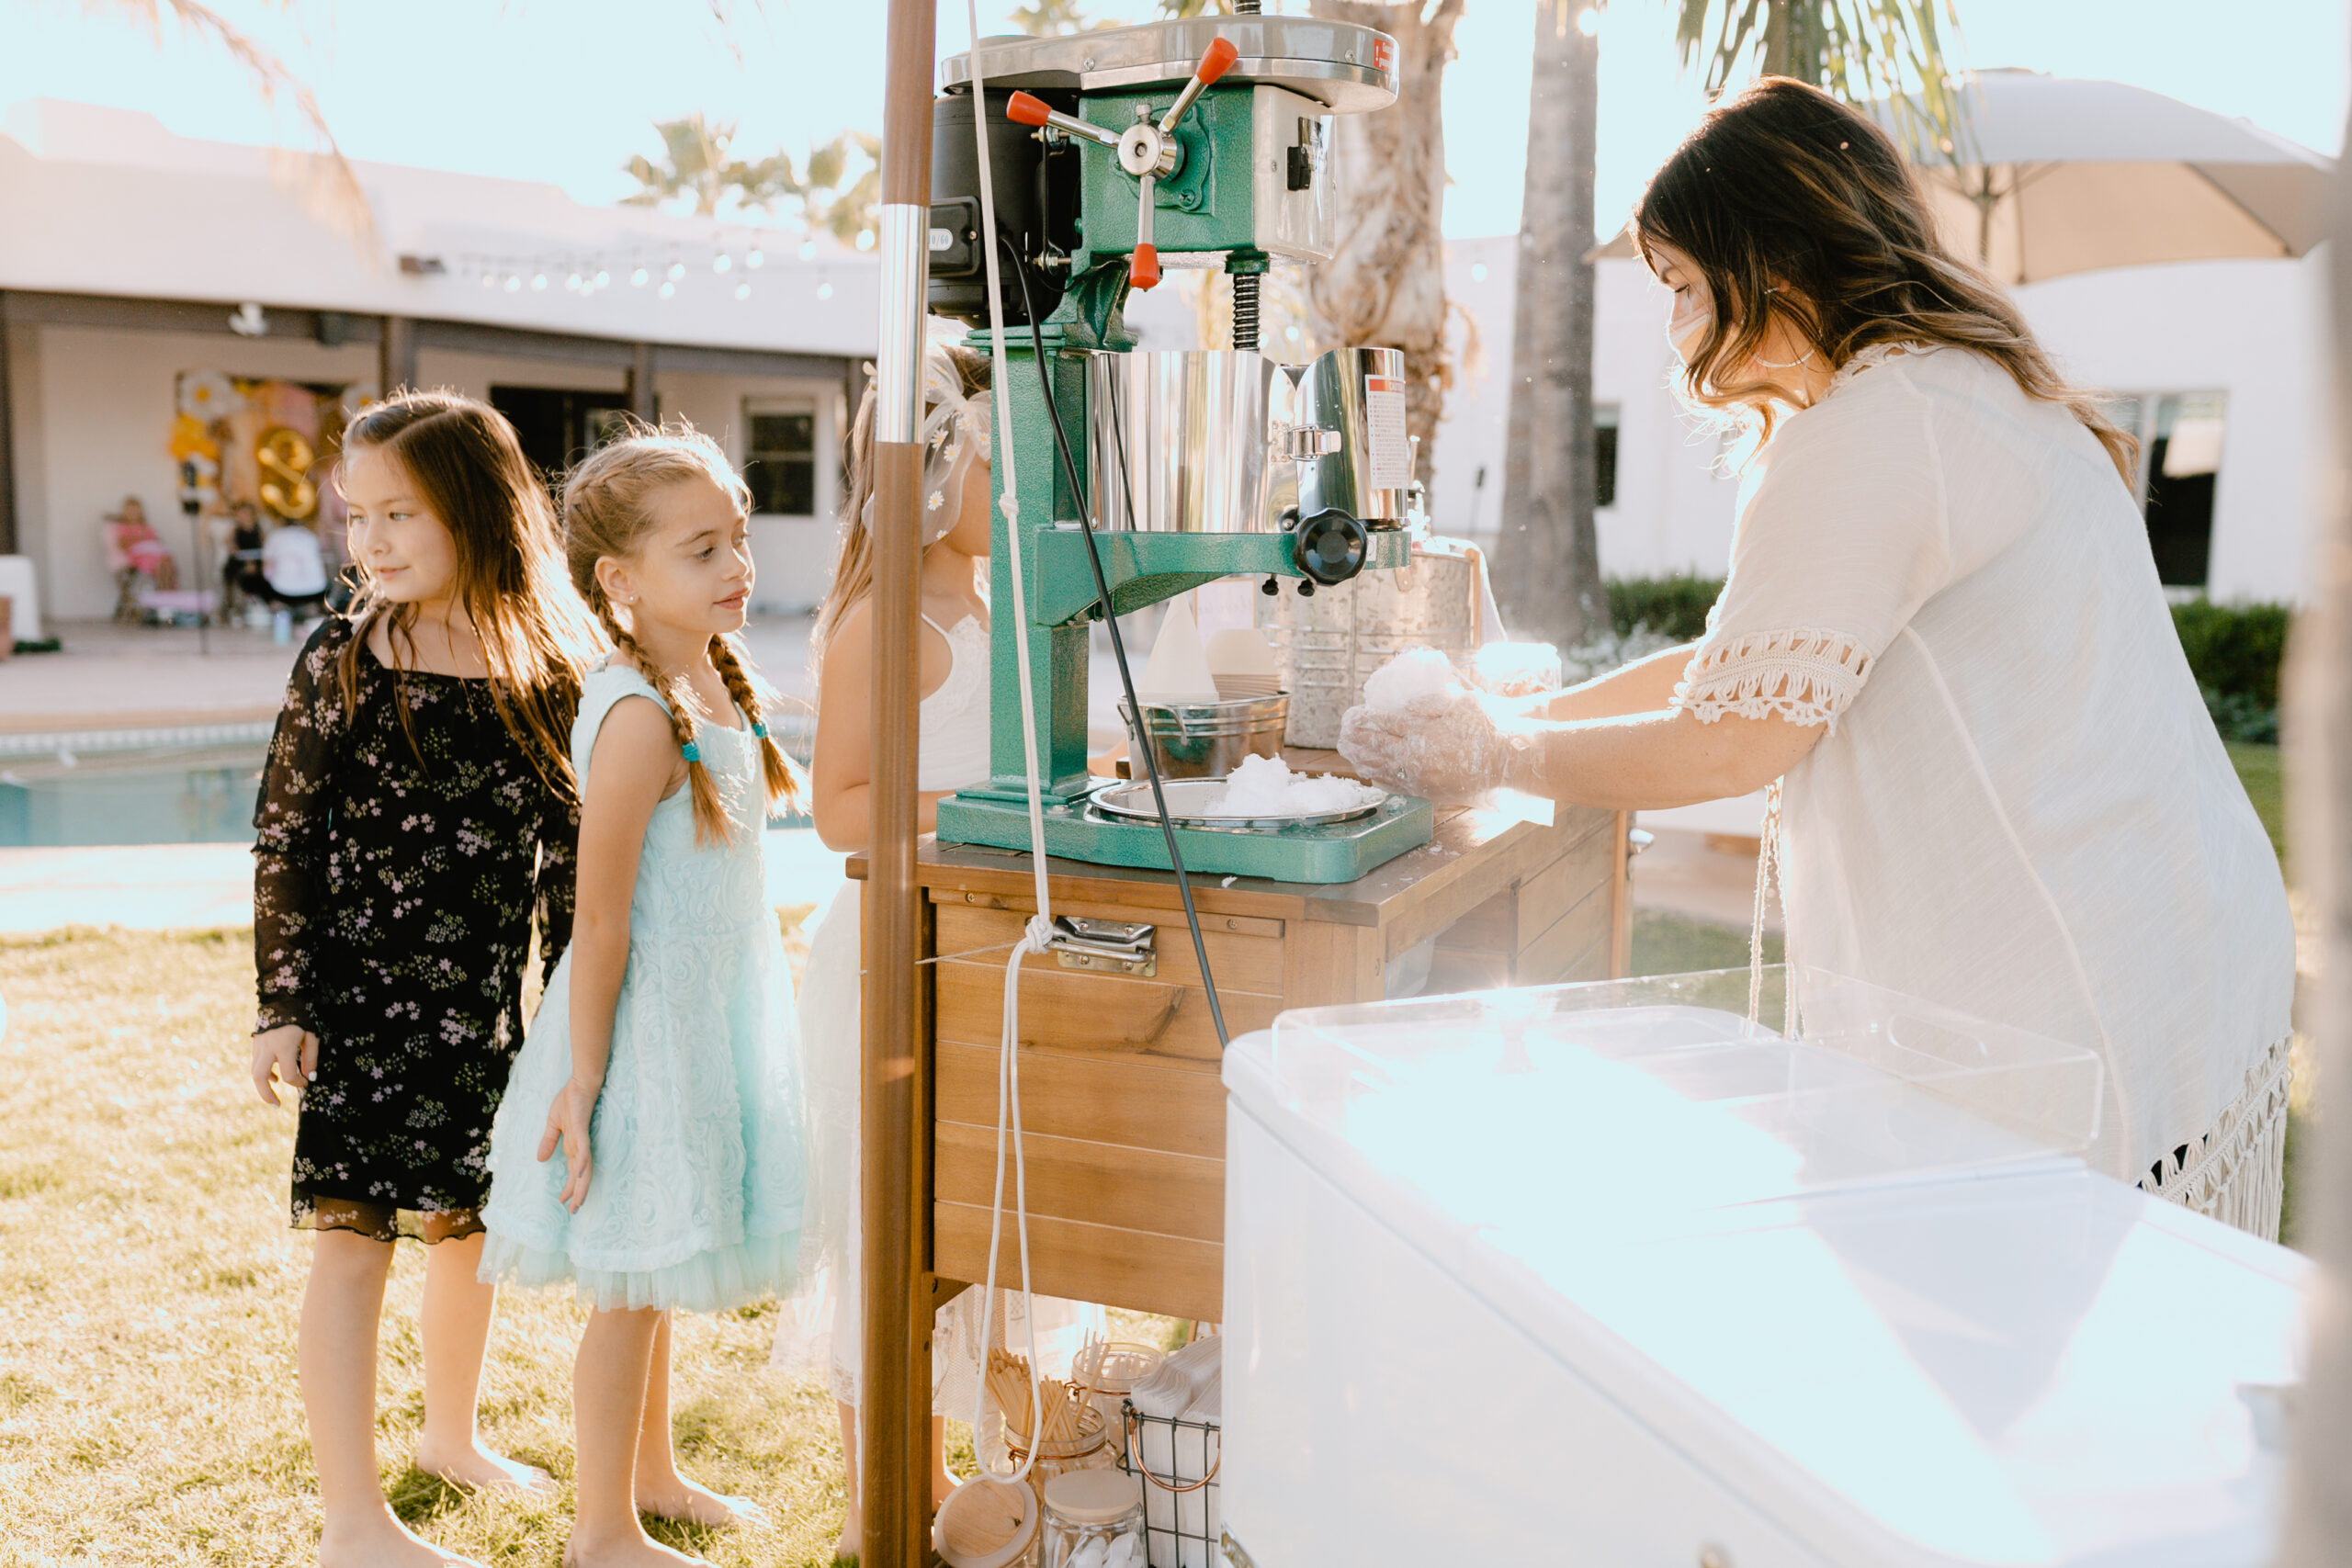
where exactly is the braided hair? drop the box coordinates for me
[560,422,804,844]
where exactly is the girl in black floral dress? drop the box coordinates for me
[248,390,601,1568]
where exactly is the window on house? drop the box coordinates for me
[1594,403,1620,509]
[744,403,818,516]
[2108,391,2227,588]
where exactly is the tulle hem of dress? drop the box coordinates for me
[479,1225,801,1314]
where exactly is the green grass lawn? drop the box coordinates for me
[0,927,855,1568]
[2229,741,2285,862]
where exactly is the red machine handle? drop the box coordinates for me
[1131,243,1161,291]
[1196,36,1239,86]
[1006,91,1052,127]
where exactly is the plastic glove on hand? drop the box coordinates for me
[1338,687,1520,802]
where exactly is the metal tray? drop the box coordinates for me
[1088,776,1385,831]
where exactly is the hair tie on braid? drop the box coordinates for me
[750,720,769,739]
[679,739,703,763]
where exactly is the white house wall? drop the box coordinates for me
[659,371,844,615]
[2012,255,2326,604]
[1430,242,2324,605]
[20,325,849,621]
[26,323,378,620]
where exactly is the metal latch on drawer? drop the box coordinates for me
[1048,915,1157,976]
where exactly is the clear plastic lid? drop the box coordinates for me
[1261,965,2103,1225]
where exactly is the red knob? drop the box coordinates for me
[1006,91,1052,127]
[1197,37,1239,85]
[1130,244,1161,291]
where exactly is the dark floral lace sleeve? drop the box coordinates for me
[252,619,354,1035]
[534,789,580,988]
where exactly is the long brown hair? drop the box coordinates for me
[334,389,600,795]
[560,423,803,844]
[1631,76,2135,481]
[812,342,990,675]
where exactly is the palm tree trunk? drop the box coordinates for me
[1305,0,1467,482]
[1491,0,1602,651]
[2278,130,2352,1568]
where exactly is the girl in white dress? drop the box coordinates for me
[778,344,1100,1558]
[1341,77,2296,1236]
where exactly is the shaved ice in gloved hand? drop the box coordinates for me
[1340,654,1532,802]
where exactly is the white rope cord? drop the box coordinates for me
[962,1,1057,1485]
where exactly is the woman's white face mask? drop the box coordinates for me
[1662,269,1713,364]
[1648,242,1714,365]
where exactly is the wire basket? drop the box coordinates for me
[1117,1399,1221,1568]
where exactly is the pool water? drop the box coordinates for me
[0,746,266,847]
[0,746,813,848]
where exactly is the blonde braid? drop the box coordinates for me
[708,632,804,816]
[590,590,732,845]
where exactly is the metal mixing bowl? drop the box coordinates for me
[1119,693,1289,780]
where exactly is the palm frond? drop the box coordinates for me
[95,0,378,250]
[1663,0,1970,165]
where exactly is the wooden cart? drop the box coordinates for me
[853,774,1629,1351]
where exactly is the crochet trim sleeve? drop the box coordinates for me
[1673,627,1873,730]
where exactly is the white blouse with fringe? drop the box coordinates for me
[1675,343,2296,1237]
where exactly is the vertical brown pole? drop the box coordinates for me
[378,314,418,396]
[628,342,658,422]
[865,4,936,1566]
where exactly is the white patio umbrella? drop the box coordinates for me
[1897,69,2334,285]
[1597,70,2334,285]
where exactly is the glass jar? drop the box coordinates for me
[1010,1397,1114,1515]
[1040,1467,1146,1568]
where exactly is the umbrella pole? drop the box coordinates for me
[862,2,936,1565]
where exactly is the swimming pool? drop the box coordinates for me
[0,745,267,847]
[0,738,816,848]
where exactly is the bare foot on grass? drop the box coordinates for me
[634,1473,766,1529]
[561,1525,714,1568]
[319,1509,490,1568]
[413,1439,558,1500]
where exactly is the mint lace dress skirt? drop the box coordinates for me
[480,665,806,1311]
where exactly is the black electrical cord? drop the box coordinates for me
[1004,236,1229,1048]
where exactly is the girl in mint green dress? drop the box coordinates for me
[481,424,807,1556]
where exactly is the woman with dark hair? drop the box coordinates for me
[1340,77,2294,1235]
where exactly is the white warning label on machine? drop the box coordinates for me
[1364,375,1410,491]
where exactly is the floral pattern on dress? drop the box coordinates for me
[253,615,578,1243]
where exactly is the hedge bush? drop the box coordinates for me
[1607,574,1723,641]
[1602,577,2291,745]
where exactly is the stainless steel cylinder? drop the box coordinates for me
[1087,350,1292,534]
[1293,345,1411,528]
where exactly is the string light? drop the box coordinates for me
[594,269,611,289]
[659,280,676,299]
[734,281,752,300]
[816,280,834,300]
[854,229,876,252]
[530,270,548,291]
[666,259,686,281]
[714,253,733,274]
[745,248,764,269]
[504,274,522,292]
[631,265,650,288]
[798,240,818,261]
[480,271,496,289]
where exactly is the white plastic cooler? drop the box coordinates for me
[1217,968,2306,1568]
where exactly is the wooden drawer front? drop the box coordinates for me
[1514,818,1620,950]
[936,1122,1222,1243]
[936,1042,1226,1159]
[934,902,1285,997]
[1517,877,1617,987]
[935,954,1277,1066]
[935,1201,1224,1323]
